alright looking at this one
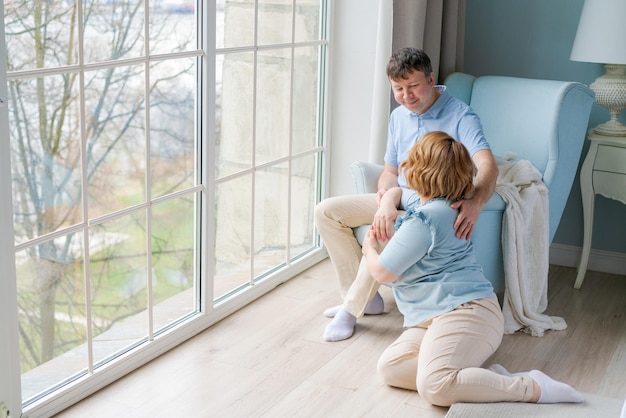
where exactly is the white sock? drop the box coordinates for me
[323,292,384,318]
[364,291,384,315]
[490,365,583,403]
[528,370,584,404]
[323,305,341,318]
[323,308,357,342]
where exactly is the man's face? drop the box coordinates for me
[390,70,437,115]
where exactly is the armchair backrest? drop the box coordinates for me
[444,72,594,242]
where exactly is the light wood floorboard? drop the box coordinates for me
[56,260,626,417]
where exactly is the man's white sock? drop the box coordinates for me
[323,308,357,342]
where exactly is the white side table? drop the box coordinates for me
[575,131,626,289]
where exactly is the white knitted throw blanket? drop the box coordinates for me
[495,156,567,337]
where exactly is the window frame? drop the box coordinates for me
[1,1,330,416]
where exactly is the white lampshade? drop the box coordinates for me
[570,0,626,65]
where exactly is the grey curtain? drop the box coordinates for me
[369,0,466,163]
[393,0,465,83]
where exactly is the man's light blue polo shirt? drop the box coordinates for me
[384,86,491,188]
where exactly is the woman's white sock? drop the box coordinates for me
[528,370,584,404]
[489,365,584,403]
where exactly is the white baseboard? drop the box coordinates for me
[549,243,626,276]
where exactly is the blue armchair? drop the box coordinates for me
[351,73,594,294]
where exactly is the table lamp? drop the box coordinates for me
[570,0,626,137]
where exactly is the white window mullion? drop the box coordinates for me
[75,0,95,375]
[143,0,154,342]
[202,0,215,310]
[250,0,260,286]
[286,0,297,264]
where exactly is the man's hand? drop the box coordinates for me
[451,149,498,240]
[450,198,482,240]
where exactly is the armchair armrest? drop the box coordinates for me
[350,161,384,194]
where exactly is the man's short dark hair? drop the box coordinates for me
[386,47,433,81]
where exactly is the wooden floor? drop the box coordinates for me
[56,259,626,418]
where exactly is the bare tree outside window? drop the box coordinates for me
[6,0,198,401]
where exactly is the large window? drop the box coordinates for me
[2,1,328,415]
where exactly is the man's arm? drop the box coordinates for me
[450,149,498,240]
[376,164,399,202]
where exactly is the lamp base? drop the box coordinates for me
[592,119,626,136]
[590,64,626,137]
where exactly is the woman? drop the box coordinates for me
[350,131,583,406]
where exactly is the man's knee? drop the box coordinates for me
[314,197,337,226]
[313,198,325,220]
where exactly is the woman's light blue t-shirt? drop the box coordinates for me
[378,192,495,328]
[385,86,490,189]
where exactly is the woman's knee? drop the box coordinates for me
[416,369,456,407]
[376,349,419,391]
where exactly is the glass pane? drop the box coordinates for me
[17,236,87,402]
[152,196,197,332]
[149,1,196,55]
[254,162,288,278]
[218,0,254,49]
[295,0,321,43]
[9,74,83,244]
[292,46,320,155]
[258,0,292,46]
[150,58,197,198]
[290,154,318,258]
[83,1,145,64]
[217,52,254,179]
[84,65,146,216]
[4,1,78,71]
[256,48,291,166]
[214,175,252,300]
[90,212,148,366]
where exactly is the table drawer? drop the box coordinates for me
[593,171,626,204]
[595,144,626,174]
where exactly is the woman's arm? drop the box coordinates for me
[362,229,399,284]
[372,186,403,241]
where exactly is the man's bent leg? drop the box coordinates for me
[314,193,378,296]
[323,252,385,342]
[343,240,386,318]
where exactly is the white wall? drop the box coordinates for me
[327,0,380,197]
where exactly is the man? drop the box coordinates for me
[315,47,498,341]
